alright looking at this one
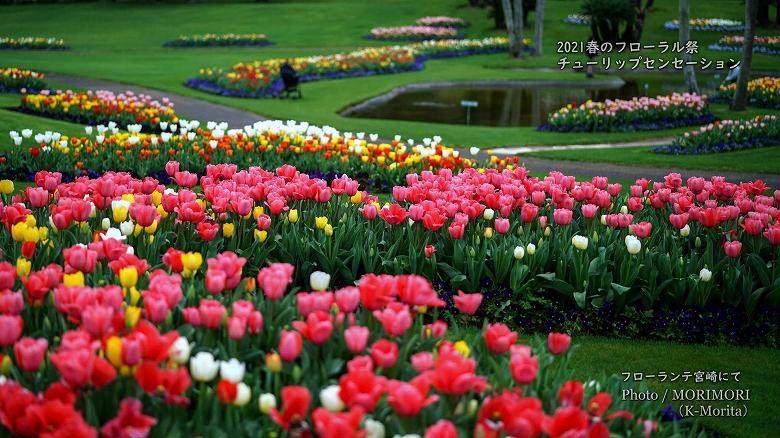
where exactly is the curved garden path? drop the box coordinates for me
[46,73,780,187]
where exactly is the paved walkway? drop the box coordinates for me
[44,73,780,186]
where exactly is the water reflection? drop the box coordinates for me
[346,75,720,127]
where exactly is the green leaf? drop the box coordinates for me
[611,283,631,295]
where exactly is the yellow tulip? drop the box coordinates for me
[253,206,265,220]
[0,180,14,195]
[266,352,282,373]
[222,222,235,238]
[324,224,334,237]
[106,336,123,368]
[125,306,141,329]
[181,252,203,272]
[350,192,362,204]
[255,229,268,242]
[144,220,158,234]
[16,257,31,277]
[120,267,138,288]
[151,190,162,206]
[113,205,128,223]
[288,209,299,223]
[453,340,471,358]
[11,222,26,242]
[129,287,140,306]
[64,271,85,287]
[484,227,494,239]
[315,216,328,229]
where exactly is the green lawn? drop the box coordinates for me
[566,336,780,438]
[1,0,779,151]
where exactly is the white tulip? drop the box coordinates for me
[101,218,111,231]
[84,126,93,135]
[234,382,251,406]
[679,224,690,237]
[699,268,712,282]
[220,358,246,383]
[483,208,494,220]
[469,146,480,156]
[21,129,32,138]
[526,243,536,255]
[625,235,641,255]
[310,271,331,291]
[190,352,219,382]
[571,235,589,251]
[600,215,607,226]
[159,121,168,130]
[513,245,525,260]
[620,205,628,214]
[365,419,386,438]
[319,385,345,412]
[102,227,126,242]
[169,336,193,364]
[120,221,134,236]
[258,393,277,414]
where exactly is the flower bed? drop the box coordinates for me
[653,115,780,154]
[18,90,179,132]
[663,18,744,32]
[0,120,518,190]
[714,76,780,109]
[0,67,47,93]
[708,35,780,56]
[0,36,69,50]
[563,13,591,25]
[539,93,714,132]
[162,33,273,48]
[367,26,463,41]
[186,37,511,98]
[415,16,469,28]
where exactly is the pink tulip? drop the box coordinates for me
[453,290,482,315]
[344,326,370,354]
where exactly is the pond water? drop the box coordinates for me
[344,75,720,127]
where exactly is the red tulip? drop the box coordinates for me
[370,339,398,369]
[425,420,457,438]
[178,200,205,223]
[358,274,396,310]
[70,199,92,222]
[292,311,333,345]
[344,326,369,354]
[198,299,225,329]
[270,386,311,431]
[196,222,219,241]
[424,244,436,258]
[373,302,412,337]
[724,240,742,258]
[0,262,16,289]
[509,350,538,385]
[81,305,114,339]
[765,225,780,245]
[548,332,572,355]
[558,380,584,407]
[379,203,408,225]
[484,323,518,354]
[410,351,434,373]
[387,375,438,417]
[174,171,198,188]
[63,245,98,273]
[430,344,486,395]
[448,222,465,239]
[553,208,573,226]
[101,398,157,438]
[630,221,653,239]
[25,187,49,208]
[346,355,374,373]
[312,407,364,438]
[338,370,386,412]
[335,286,360,313]
[165,160,180,177]
[453,290,482,315]
[257,263,295,300]
[544,406,589,438]
[278,329,303,362]
[13,337,47,372]
[0,290,23,315]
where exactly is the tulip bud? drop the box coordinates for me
[695,236,702,248]
[365,419,386,438]
[513,246,525,260]
[592,230,599,243]
[292,365,302,383]
[310,271,331,291]
[544,226,551,237]
[101,218,110,231]
[265,352,282,373]
[526,243,536,255]
[600,215,607,226]
[467,399,479,416]
[483,227,493,238]
[234,382,251,407]
[620,205,628,214]
[319,385,345,412]
[259,393,277,414]
[699,268,712,282]
[324,224,334,237]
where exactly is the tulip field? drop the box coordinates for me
[1,0,780,437]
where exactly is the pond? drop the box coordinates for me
[342,75,721,127]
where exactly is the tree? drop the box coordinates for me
[679,0,699,94]
[583,0,654,44]
[501,0,525,58]
[534,0,545,56]
[732,0,759,111]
